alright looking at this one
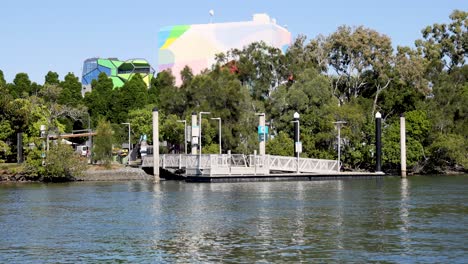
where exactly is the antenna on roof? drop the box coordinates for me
[209,9,214,23]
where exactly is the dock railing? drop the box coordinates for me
[142,153,338,176]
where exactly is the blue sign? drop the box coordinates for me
[257,126,269,135]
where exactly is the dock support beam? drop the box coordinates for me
[152,108,160,182]
[375,112,382,172]
[400,114,407,178]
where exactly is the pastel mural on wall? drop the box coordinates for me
[158,14,292,85]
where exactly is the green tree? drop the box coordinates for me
[42,143,88,181]
[266,131,294,156]
[0,120,14,162]
[160,114,187,153]
[416,10,467,72]
[156,72,185,115]
[93,118,113,167]
[38,84,86,136]
[113,74,148,123]
[327,25,394,106]
[84,73,115,124]
[425,65,468,172]
[148,70,176,106]
[45,71,60,85]
[9,73,32,98]
[269,68,338,159]
[378,46,428,117]
[217,41,287,100]
[182,67,255,153]
[427,133,468,173]
[59,73,83,107]
[285,34,329,77]
[382,110,430,172]
[0,70,6,87]
[127,105,159,144]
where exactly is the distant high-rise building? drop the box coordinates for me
[158,13,291,85]
[81,58,154,96]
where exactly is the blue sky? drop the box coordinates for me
[0,0,465,84]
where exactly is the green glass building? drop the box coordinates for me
[81,58,154,96]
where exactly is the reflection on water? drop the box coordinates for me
[1,176,467,263]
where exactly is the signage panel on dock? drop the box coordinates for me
[191,126,199,137]
[257,126,269,134]
[295,142,302,153]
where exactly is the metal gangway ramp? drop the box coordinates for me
[142,154,339,176]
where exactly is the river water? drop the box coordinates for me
[1,175,467,263]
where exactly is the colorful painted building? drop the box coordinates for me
[81,58,154,96]
[158,13,291,85]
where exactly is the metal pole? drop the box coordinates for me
[338,126,341,171]
[375,112,382,172]
[152,108,160,182]
[297,120,300,174]
[191,113,197,155]
[400,114,407,178]
[184,121,187,155]
[333,121,346,172]
[218,118,221,154]
[293,112,300,174]
[198,111,210,174]
[199,112,202,174]
[199,113,202,156]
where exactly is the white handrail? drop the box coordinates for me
[142,154,338,175]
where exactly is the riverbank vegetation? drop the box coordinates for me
[0,10,466,178]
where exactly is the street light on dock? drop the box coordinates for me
[292,112,301,173]
[333,121,347,172]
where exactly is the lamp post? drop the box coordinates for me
[198,111,211,173]
[210,117,222,154]
[121,122,131,156]
[333,121,347,172]
[292,112,301,173]
[177,120,187,154]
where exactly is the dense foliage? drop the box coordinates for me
[0,10,466,175]
[23,143,88,182]
[93,118,113,168]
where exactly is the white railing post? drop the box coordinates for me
[254,150,257,175]
[228,150,231,175]
[209,155,212,176]
[179,154,182,169]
